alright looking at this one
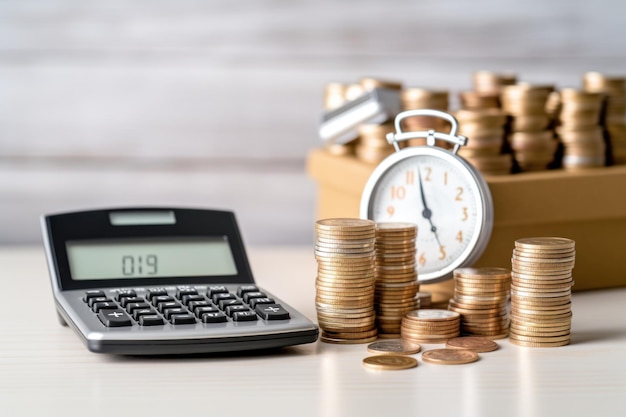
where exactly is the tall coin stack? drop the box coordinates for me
[374,222,419,338]
[356,123,396,165]
[401,88,450,147]
[509,237,575,348]
[315,218,378,344]
[455,109,513,175]
[448,267,511,339]
[583,72,626,164]
[555,88,606,170]
[501,83,557,171]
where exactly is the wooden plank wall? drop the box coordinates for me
[1,0,625,245]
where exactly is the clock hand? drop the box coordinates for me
[417,167,442,247]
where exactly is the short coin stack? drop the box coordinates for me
[401,309,460,344]
[509,237,575,348]
[448,267,511,339]
[374,222,419,338]
[356,123,396,164]
[401,88,450,147]
[315,218,378,344]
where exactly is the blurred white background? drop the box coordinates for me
[1,0,625,245]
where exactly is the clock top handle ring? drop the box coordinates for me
[387,109,468,155]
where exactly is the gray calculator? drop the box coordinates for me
[41,207,319,354]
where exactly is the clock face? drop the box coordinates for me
[361,148,492,283]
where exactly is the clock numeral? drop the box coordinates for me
[455,186,464,201]
[461,207,468,221]
[424,167,432,182]
[443,171,448,186]
[438,245,446,260]
[406,169,415,185]
[418,252,426,266]
[390,185,406,200]
[456,230,463,243]
[387,205,395,217]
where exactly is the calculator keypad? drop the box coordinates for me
[87,285,290,328]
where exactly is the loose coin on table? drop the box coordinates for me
[445,336,499,353]
[367,339,422,355]
[421,348,479,365]
[362,355,418,370]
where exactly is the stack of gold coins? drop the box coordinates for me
[400,88,450,147]
[448,267,511,339]
[455,109,513,175]
[501,83,557,171]
[509,237,575,348]
[355,123,396,164]
[401,309,460,344]
[555,88,606,170]
[583,72,626,164]
[315,218,378,344]
[459,90,500,110]
[374,222,419,338]
[473,70,517,96]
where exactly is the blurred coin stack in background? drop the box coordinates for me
[455,109,513,175]
[315,218,378,344]
[501,83,557,171]
[374,222,419,338]
[356,123,396,165]
[509,237,575,348]
[463,70,517,110]
[448,267,511,339]
[400,88,450,147]
[583,72,626,164]
[554,88,606,170]
[401,309,461,344]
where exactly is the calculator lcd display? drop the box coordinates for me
[66,236,238,280]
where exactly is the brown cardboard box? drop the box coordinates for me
[307,148,626,295]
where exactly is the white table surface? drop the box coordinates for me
[1,246,625,417]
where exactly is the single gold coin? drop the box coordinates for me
[421,348,479,365]
[362,355,418,370]
[367,339,422,355]
[515,237,575,250]
[315,218,376,232]
[445,336,499,352]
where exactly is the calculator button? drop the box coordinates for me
[249,297,275,308]
[138,315,164,326]
[194,306,219,317]
[133,308,157,321]
[225,305,249,316]
[98,309,132,327]
[207,286,228,298]
[116,290,137,302]
[237,285,259,297]
[176,288,198,299]
[120,296,144,308]
[218,299,243,310]
[255,304,291,320]
[92,301,118,313]
[212,292,236,304]
[243,291,266,303]
[157,301,181,313]
[88,297,111,308]
[125,302,151,313]
[232,311,258,322]
[164,308,188,320]
[153,296,175,307]
[83,290,106,302]
[201,312,228,323]
[188,300,211,311]
[147,288,168,301]
[181,294,205,306]
[170,314,196,325]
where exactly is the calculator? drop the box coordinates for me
[41,207,319,354]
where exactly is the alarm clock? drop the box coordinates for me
[360,109,494,283]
